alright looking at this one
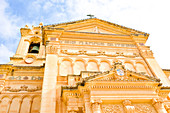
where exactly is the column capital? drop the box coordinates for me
[91,98,102,104]
[123,100,135,113]
[152,98,164,105]
[67,106,79,112]
[123,100,132,106]
[46,45,59,54]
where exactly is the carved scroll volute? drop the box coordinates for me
[91,99,102,113]
[152,98,167,113]
[123,100,135,113]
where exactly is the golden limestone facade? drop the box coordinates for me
[0,18,170,113]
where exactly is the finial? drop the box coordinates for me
[39,22,43,26]
[25,25,29,28]
[87,14,94,18]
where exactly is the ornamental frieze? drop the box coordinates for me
[60,40,136,48]
[4,85,42,92]
[102,104,124,113]
[60,49,140,57]
[133,103,157,113]
[46,45,59,54]
[7,76,43,80]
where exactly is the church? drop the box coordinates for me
[0,18,170,113]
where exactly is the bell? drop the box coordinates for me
[30,46,39,53]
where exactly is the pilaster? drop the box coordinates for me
[83,93,92,113]
[40,45,58,113]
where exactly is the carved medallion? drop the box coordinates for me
[116,69,124,76]
[25,57,34,64]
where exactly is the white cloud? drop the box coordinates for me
[0,0,20,39]
[0,0,170,69]
[63,0,170,69]
[0,44,14,64]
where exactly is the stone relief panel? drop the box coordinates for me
[102,104,125,113]
[133,103,157,113]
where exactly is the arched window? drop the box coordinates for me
[28,42,40,53]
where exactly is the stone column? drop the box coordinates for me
[91,99,102,113]
[83,93,92,113]
[123,100,135,113]
[7,100,12,113]
[152,98,167,113]
[18,99,23,113]
[29,99,33,113]
[40,45,59,113]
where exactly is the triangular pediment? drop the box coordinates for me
[44,18,149,36]
[84,62,159,83]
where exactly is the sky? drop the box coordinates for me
[0,0,170,69]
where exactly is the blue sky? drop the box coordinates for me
[0,0,170,69]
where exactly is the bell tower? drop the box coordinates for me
[9,23,45,66]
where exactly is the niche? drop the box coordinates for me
[28,42,40,53]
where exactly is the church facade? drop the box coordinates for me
[0,18,170,113]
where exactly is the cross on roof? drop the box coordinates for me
[87,14,94,18]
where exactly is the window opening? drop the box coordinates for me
[28,42,40,53]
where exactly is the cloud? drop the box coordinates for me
[0,0,20,39]
[0,0,170,69]
[0,44,14,64]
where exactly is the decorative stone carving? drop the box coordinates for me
[60,49,139,58]
[46,45,59,54]
[91,99,102,113]
[4,85,42,92]
[102,104,124,113]
[152,98,167,113]
[123,100,135,113]
[133,103,157,113]
[141,50,154,58]
[7,76,43,80]
[164,103,170,113]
